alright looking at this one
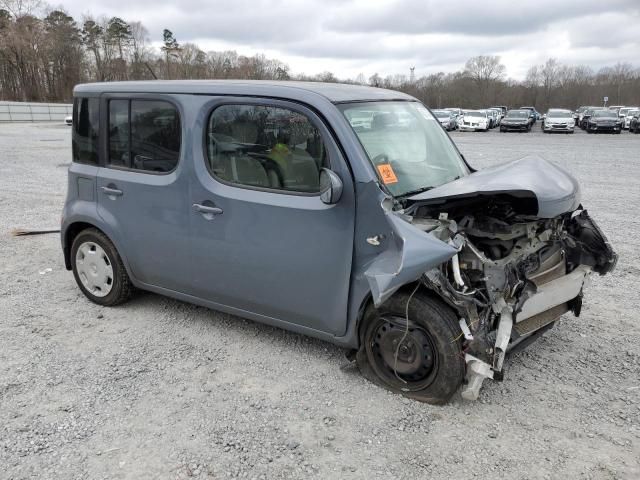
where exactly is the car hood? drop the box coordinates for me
[546,117,573,122]
[406,155,581,218]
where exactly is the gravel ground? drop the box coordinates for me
[1,122,639,480]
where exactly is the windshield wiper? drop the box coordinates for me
[396,186,434,198]
[397,175,463,199]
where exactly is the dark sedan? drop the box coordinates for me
[519,106,541,123]
[630,111,640,133]
[500,109,532,132]
[585,109,622,134]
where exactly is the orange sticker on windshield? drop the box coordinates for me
[377,164,398,184]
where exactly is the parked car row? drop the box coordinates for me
[436,106,545,133]
[438,104,640,135]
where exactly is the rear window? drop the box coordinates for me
[72,98,99,165]
[107,99,181,173]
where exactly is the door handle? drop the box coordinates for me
[101,186,123,196]
[192,203,223,215]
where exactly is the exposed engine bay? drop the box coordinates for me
[404,195,618,400]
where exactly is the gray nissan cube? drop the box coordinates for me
[62,81,616,404]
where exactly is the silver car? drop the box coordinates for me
[543,109,576,133]
[61,81,617,404]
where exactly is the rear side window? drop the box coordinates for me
[72,98,99,165]
[206,105,328,193]
[107,99,181,173]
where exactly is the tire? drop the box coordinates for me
[500,127,506,132]
[71,228,133,306]
[356,289,465,404]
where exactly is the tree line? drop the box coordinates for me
[1,2,639,111]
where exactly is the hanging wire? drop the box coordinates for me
[393,282,421,385]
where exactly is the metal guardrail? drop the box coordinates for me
[0,101,72,122]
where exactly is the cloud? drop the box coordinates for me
[59,0,640,79]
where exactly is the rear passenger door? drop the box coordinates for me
[189,98,355,336]
[96,94,191,292]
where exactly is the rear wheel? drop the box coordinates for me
[71,228,133,306]
[356,289,465,404]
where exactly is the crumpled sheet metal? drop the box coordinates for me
[364,213,457,306]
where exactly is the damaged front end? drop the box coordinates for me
[365,157,617,400]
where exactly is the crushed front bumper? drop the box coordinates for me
[461,266,590,401]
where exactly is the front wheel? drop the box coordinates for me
[71,228,133,306]
[356,290,465,404]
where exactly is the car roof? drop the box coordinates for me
[73,80,416,104]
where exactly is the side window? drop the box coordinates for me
[108,99,129,167]
[107,99,180,173]
[206,105,328,193]
[72,98,99,165]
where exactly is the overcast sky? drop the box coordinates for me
[59,0,640,80]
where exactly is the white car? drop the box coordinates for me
[624,109,639,129]
[488,107,503,125]
[64,115,73,126]
[457,110,489,131]
[543,109,575,133]
[618,107,638,129]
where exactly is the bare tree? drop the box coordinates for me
[464,55,506,105]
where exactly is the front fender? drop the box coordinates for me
[364,213,458,306]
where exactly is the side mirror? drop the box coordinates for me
[319,168,343,205]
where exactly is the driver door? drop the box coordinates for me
[188,98,355,336]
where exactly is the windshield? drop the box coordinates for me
[463,111,485,118]
[432,110,450,118]
[547,111,571,118]
[339,101,469,197]
[506,110,528,118]
[593,110,616,118]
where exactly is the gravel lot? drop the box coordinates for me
[1,123,639,480]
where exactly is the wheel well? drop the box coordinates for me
[63,222,104,270]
